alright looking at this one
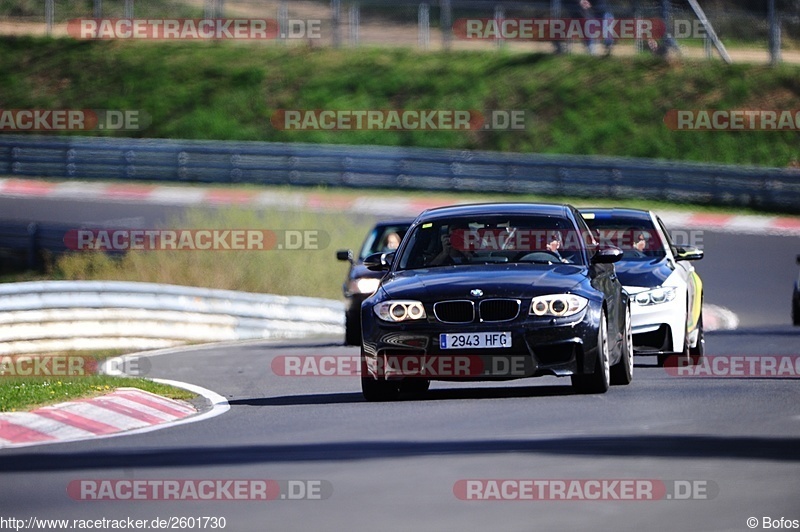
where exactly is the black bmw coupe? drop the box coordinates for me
[359,203,633,401]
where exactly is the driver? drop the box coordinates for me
[429,222,471,266]
[546,232,571,263]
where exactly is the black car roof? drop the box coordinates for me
[374,218,414,227]
[416,202,574,222]
[579,207,652,221]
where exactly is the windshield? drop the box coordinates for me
[359,224,410,260]
[396,215,587,270]
[583,216,666,261]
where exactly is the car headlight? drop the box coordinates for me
[373,300,427,322]
[529,294,588,317]
[350,278,380,295]
[633,287,677,306]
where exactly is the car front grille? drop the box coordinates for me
[433,300,475,323]
[479,299,521,322]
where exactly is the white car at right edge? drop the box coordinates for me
[580,208,704,367]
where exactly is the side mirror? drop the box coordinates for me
[675,246,704,261]
[336,249,353,262]
[364,252,395,271]
[591,246,623,264]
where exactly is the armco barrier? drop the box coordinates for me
[0,281,344,355]
[0,135,798,213]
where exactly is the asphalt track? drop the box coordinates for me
[0,195,798,532]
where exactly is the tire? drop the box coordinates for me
[611,305,633,385]
[360,351,400,401]
[344,309,361,346]
[400,378,430,394]
[793,299,800,326]
[658,326,692,368]
[689,311,705,361]
[361,375,401,402]
[572,309,611,394]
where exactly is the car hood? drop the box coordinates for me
[381,264,587,300]
[614,259,674,288]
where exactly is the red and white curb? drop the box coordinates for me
[1,177,798,236]
[0,381,228,449]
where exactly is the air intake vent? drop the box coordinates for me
[433,300,475,323]
[479,299,520,322]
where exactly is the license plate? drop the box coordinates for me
[440,332,512,349]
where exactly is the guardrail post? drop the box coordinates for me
[45,0,54,36]
[331,0,341,48]
[440,0,452,50]
[124,0,134,19]
[768,0,781,65]
[349,3,360,46]
[26,222,40,270]
[494,6,505,49]
[278,1,288,44]
[418,3,430,50]
[93,0,102,17]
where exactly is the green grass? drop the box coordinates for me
[0,350,196,412]
[0,36,798,167]
[48,206,372,298]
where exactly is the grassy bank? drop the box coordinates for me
[51,206,371,299]
[0,350,196,412]
[0,36,798,167]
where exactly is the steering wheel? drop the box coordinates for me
[518,250,563,263]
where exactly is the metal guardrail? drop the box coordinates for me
[1,135,798,213]
[0,281,344,355]
[0,221,75,269]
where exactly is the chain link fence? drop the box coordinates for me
[0,1,797,63]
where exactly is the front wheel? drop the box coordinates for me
[344,308,361,346]
[611,305,633,385]
[572,309,610,394]
[361,376,400,402]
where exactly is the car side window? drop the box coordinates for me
[656,216,678,258]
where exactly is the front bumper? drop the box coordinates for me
[628,292,686,354]
[361,303,602,382]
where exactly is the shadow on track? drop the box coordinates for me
[2,435,799,472]
[229,385,576,406]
